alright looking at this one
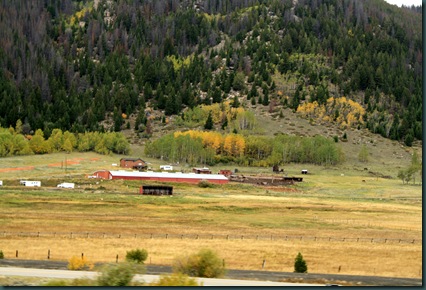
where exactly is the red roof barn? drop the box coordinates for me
[90,170,229,184]
[120,158,147,170]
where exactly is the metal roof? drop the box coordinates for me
[109,170,228,180]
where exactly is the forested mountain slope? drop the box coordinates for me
[0,0,422,146]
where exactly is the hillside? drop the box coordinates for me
[0,0,422,149]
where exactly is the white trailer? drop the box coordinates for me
[57,182,75,188]
[0,180,2,186]
[160,165,173,171]
[20,181,41,187]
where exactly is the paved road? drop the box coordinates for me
[0,267,322,286]
[0,259,422,286]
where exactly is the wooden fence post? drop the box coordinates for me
[81,253,84,259]
[262,259,266,269]
[16,250,18,258]
[116,254,118,263]
[48,249,50,259]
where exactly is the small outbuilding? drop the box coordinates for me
[140,185,173,195]
[120,158,147,170]
[219,170,233,177]
[193,167,212,174]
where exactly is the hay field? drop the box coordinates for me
[0,152,422,278]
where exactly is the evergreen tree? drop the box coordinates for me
[231,95,240,108]
[204,111,214,130]
[294,252,307,273]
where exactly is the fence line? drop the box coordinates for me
[0,231,421,244]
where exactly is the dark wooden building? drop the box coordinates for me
[140,185,173,195]
[120,158,147,170]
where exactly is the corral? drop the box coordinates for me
[229,175,303,185]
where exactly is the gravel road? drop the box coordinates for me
[0,259,422,286]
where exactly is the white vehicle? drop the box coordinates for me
[20,180,41,187]
[160,165,173,171]
[57,182,75,188]
[0,180,2,186]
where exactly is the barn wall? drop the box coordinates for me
[112,176,228,184]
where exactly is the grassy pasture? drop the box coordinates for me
[0,152,422,279]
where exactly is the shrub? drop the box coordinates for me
[149,273,201,286]
[126,248,148,264]
[294,252,308,273]
[42,279,69,286]
[0,250,4,259]
[42,278,96,286]
[173,248,225,278]
[198,180,214,188]
[97,262,139,286]
[67,255,94,271]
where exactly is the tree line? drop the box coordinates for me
[145,130,344,166]
[0,0,421,146]
[0,122,130,157]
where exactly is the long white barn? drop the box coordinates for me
[91,170,229,184]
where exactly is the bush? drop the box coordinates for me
[126,248,148,264]
[149,273,201,286]
[42,280,69,286]
[198,180,215,188]
[97,262,139,286]
[294,252,308,273]
[67,255,94,270]
[0,250,4,259]
[42,278,96,286]
[173,248,226,278]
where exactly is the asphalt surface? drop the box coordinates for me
[0,259,422,286]
[0,267,322,287]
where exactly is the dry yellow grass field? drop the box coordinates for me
[0,152,422,279]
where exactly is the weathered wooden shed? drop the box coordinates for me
[140,185,173,195]
[120,158,147,170]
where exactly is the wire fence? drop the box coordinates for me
[0,231,421,244]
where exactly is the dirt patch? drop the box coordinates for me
[0,166,34,172]
[48,158,85,167]
[264,186,299,192]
